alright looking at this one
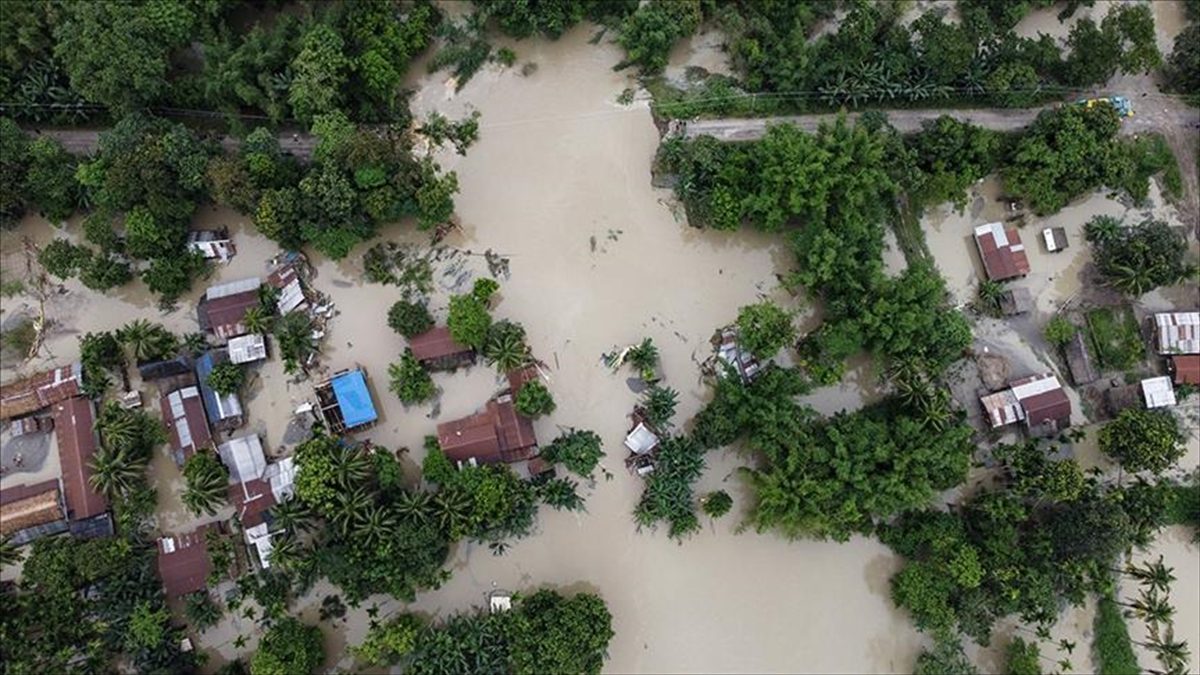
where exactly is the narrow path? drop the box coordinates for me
[27,127,317,162]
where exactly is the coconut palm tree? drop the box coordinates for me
[182,454,229,517]
[331,486,373,536]
[641,385,679,429]
[483,321,530,371]
[242,307,272,335]
[1126,556,1176,594]
[89,446,144,498]
[272,497,316,534]
[267,534,302,571]
[1084,215,1122,244]
[396,490,434,523]
[0,537,23,566]
[116,319,155,361]
[274,311,315,373]
[331,447,370,490]
[626,337,658,380]
[1143,626,1191,674]
[181,332,209,356]
[976,280,1005,316]
[353,504,398,548]
[1123,588,1175,625]
[435,489,472,535]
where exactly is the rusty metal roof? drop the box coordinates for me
[409,326,474,362]
[1171,354,1200,385]
[437,398,538,465]
[54,397,108,520]
[0,363,83,420]
[974,222,1030,281]
[156,525,213,597]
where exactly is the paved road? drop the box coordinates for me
[29,128,317,161]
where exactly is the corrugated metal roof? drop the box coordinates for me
[227,334,267,364]
[624,423,660,454]
[1141,376,1177,409]
[205,277,260,300]
[160,386,212,464]
[409,326,474,362]
[1154,312,1200,354]
[974,222,1031,281]
[1010,373,1071,428]
[218,434,266,484]
[980,389,1024,427]
[53,397,108,520]
[156,525,212,597]
[195,352,243,421]
[0,362,83,420]
[1172,354,1200,385]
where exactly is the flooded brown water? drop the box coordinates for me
[2,17,1197,675]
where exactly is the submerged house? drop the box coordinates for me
[198,278,261,342]
[156,526,213,598]
[980,373,1071,436]
[409,326,476,371]
[218,434,295,569]
[137,355,193,383]
[187,229,235,262]
[0,481,66,544]
[623,422,660,476]
[227,334,267,365]
[0,362,83,421]
[1153,312,1200,354]
[998,287,1034,316]
[54,397,114,536]
[160,386,213,466]
[713,327,761,383]
[268,263,308,315]
[974,222,1030,282]
[314,369,378,434]
[1064,332,1099,385]
[437,396,538,467]
[195,352,243,430]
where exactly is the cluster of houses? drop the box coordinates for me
[977,310,1199,438]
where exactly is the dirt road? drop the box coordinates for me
[27,127,317,161]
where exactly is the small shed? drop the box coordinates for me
[268,264,308,315]
[715,327,762,383]
[1141,376,1177,409]
[227,334,267,364]
[409,326,476,370]
[624,422,660,455]
[974,222,1030,281]
[1170,354,1200,385]
[1042,227,1069,252]
[1153,312,1200,354]
[1065,332,1099,385]
[998,287,1034,316]
[315,369,378,434]
[187,229,235,263]
[160,386,212,466]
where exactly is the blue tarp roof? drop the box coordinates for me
[331,370,377,428]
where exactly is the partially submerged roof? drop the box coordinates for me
[263,456,296,503]
[137,356,193,382]
[245,521,275,569]
[0,483,63,536]
[1010,373,1071,428]
[268,264,307,314]
[0,362,83,420]
[218,434,266,484]
[1171,354,1200,385]
[1065,331,1099,385]
[1141,376,1177,409]
[624,422,660,455]
[227,333,267,364]
[199,278,261,341]
[1042,227,1068,252]
[437,398,538,465]
[195,352,243,422]
[53,397,108,520]
[157,526,212,597]
[229,477,275,528]
[331,370,378,429]
[1154,312,1200,354]
[506,365,539,396]
[409,326,474,363]
[974,222,1030,281]
[160,386,212,465]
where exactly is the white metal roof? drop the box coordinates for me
[264,456,296,502]
[218,434,266,483]
[624,422,660,454]
[227,334,267,364]
[244,522,274,569]
[1154,312,1200,354]
[975,222,1006,246]
[1141,376,1177,409]
[980,389,1024,427]
[1010,374,1062,401]
[205,277,260,300]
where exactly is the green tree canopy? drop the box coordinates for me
[736,301,795,359]
[251,617,323,675]
[1099,409,1186,474]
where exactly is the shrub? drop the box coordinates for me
[387,300,433,338]
[736,301,795,359]
[388,350,435,405]
[514,381,555,418]
[702,490,733,518]
[1043,315,1077,347]
[541,429,604,477]
[205,361,244,397]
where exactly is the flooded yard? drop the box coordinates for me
[2,17,1197,675]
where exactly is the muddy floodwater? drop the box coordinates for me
[2,20,1198,675]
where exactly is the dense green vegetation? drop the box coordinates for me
[389,349,436,404]
[1099,409,1187,475]
[1162,1,1200,103]
[353,588,613,674]
[541,429,605,478]
[0,536,197,673]
[735,300,795,359]
[1083,305,1145,371]
[389,299,435,338]
[251,616,324,675]
[1094,589,1139,675]
[514,380,556,418]
[182,450,230,517]
[651,1,1161,118]
[1084,216,1195,296]
[882,441,1170,647]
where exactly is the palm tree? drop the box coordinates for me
[272,497,316,534]
[1084,215,1122,244]
[274,311,315,373]
[435,489,472,535]
[1126,556,1176,594]
[0,537,24,566]
[1123,588,1174,625]
[353,504,398,548]
[89,446,144,498]
[182,456,228,517]
[96,405,139,452]
[977,280,1004,316]
[483,321,530,371]
[641,385,679,429]
[267,534,302,571]
[396,490,434,523]
[331,486,372,536]
[626,338,658,373]
[1144,626,1191,674]
[243,306,272,335]
[331,447,370,489]
[181,332,209,356]
[116,319,154,361]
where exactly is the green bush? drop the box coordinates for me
[514,381,555,418]
[388,350,435,405]
[205,361,244,397]
[702,491,733,518]
[1094,589,1138,675]
[387,300,433,338]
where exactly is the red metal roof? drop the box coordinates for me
[53,397,108,520]
[437,399,538,465]
[0,363,83,420]
[409,326,474,362]
[160,387,213,462]
[228,478,275,528]
[199,290,260,341]
[156,525,213,597]
[0,479,61,506]
[506,365,540,396]
[1172,354,1200,385]
[974,222,1030,281]
[1010,374,1071,428]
